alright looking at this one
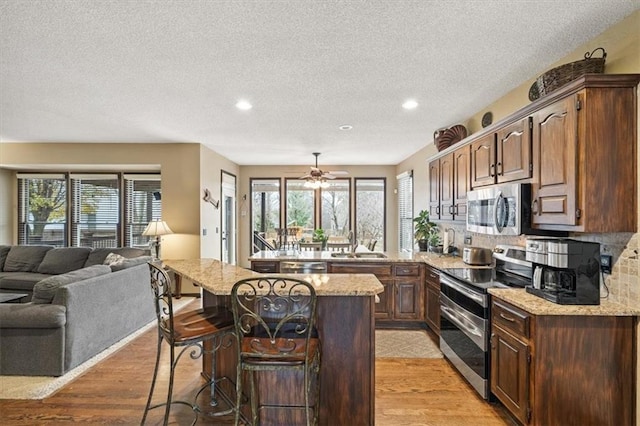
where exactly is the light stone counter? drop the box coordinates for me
[249,250,490,269]
[163,258,384,296]
[489,288,640,316]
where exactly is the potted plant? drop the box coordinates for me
[312,228,329,249]
[413,210,438,252]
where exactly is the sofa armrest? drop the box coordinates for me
[0,303,66,328]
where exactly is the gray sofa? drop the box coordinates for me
[0,245,156,376]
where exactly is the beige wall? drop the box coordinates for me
[237,164,397,268]
[0,143,209,259]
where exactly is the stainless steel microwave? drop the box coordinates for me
[466,183,532,236]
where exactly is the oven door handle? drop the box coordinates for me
[440,274,487,307]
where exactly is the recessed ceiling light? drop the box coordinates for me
[339,125,353,130]
[235,100,252,111]
[402,99,419,110]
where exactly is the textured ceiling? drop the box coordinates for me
[1,1,638,166]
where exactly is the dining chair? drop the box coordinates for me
[325,242,352,252]
[142,262,237,426]
[231,276,321,426]
[298,242,323,251]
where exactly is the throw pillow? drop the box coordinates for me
[37,247,92,274]
[31,264,112,304]
[110,255,154,272]
[3,245,53,272]
[84,247,150,267]
[103,252,127,266]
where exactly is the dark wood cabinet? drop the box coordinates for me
[490,300,531,425]
[428,159,441,219]
[531,76,639,232]
[424,265,440,335]
[471,117,531,188]
[490,297,635,426]
[430,145,469,222]
[328,262,424,325]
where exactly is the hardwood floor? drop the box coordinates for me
[0,300,513,425]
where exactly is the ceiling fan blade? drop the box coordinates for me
[326,170,348,175]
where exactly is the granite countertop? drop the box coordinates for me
[489,288,640,316]
[249,250,491,269]
[163,258,384,297]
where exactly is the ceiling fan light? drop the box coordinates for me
[320,180,330,188]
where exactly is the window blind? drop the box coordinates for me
[17,174,67,246]
[397,170,413,252]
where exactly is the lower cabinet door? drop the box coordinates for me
[394,280,424,320]
[425,283,440,335]
[375,279,394,320]
[490,326,530,424]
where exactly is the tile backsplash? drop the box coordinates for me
[435,224,639,310]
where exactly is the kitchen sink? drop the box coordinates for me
[330,252,355,258]
[353,252,387,258]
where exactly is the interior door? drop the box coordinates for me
[221,171,237,265]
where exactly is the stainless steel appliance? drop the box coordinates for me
[466,183,532,236]
[279,261,327,274]
[462,247,493,265]
[439,245,531,399]
[526,238,600,305]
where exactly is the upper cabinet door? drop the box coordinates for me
[453,145,470,221]
[531,95,578,226]
[428,159,441,219]
[470,133,496,188]
[439,153,455,221]
[496,117,532,184]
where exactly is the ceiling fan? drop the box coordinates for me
[299,152,348,188]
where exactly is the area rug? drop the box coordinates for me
[375,329,443,359]
[0,297,197,400]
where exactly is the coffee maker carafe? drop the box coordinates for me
[525,238,600,305]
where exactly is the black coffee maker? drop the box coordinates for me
[525,238,601,305]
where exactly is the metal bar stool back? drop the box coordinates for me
[142,262,236,425]
[231,276,321,426]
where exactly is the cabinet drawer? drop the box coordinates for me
[425,266,440,286]
[394,264,421,277]
[329,263,393,277]
[492,299,530,338]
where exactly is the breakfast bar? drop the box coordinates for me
[163,258,384,426]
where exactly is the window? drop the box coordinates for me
[320,179,350,239]
[355,178,386,250]
[124,174,162,248]
[18,174,67,246]
[17,172,162,248]
[285,179,315,241]
[397,170,413,252]
[250,179,281,252]
[70,174,120,248]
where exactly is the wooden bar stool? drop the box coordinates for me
[142,263,237,425]
[231,276,321,426]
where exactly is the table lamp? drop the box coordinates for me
[142,220,173,259]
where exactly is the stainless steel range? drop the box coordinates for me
[439,245,531,399]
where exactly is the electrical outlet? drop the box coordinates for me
[600,254,612,274]
[464,234,472,245]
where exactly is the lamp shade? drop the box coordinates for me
[142,220,173,237]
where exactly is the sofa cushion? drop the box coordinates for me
[109,256,153,272]
[3,246,53,272]
[37,247,92,275]
[32,265,112,304]
[103,252,127,266]
[0,272,53,291]
[0,303,67,328]
[84,247,149,267]
[0,246,11,271]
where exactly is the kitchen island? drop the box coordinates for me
[163,258,384,426]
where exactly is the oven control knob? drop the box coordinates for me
[494,247,504,253]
